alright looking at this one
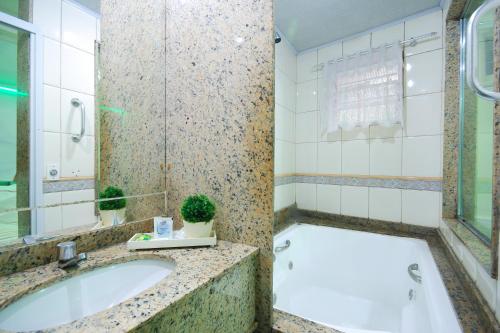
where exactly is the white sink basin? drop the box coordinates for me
[0,259,175,332]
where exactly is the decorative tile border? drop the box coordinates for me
[43,179,95,193]
[275,174,442,192]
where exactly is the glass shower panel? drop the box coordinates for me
[0,21,31,242]
[459,3,495,242]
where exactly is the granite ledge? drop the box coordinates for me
[442,218,491,272]
[0,240,258,332]
[272,309,341,333]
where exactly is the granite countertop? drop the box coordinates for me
[0,241,258,332]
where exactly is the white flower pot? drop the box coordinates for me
[100,208,126,227]
[183,219,213,238]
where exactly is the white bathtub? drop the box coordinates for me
[273,224,462,333]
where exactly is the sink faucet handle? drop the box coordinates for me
[57,241,77,261]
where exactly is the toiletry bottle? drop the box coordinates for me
[154,216,173,238]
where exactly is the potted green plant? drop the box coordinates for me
[180,194,216,238]
[99,186,126,227]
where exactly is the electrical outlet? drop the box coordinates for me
[47,163,60,180]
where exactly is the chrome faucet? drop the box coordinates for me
[57,241,87,269]
[275,240,291,253]
[408,263,422,284]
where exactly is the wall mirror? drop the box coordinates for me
[0,0,166,247]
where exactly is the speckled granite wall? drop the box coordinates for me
[163,0,274,330]
[15,0,32,237]
[442,0,500,279]
[132,253,257,333]
[446,0,467,20]
[442,20,461,219]
[99,0,167,221]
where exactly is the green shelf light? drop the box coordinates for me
[99,105,126,116]
[0,86,28,97]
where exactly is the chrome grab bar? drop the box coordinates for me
[275,240,291,253]
[408,263,422,284]
[71,98,85,142]
[466,0,500,101]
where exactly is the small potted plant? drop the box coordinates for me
[99,186,126,227]
[180,194,216,238]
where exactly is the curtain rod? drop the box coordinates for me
[313,31,438,72]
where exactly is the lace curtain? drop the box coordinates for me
[320,43,404,133]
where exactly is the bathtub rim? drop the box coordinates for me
[272,223,463,333]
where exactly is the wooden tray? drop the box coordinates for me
[127,230,217,250]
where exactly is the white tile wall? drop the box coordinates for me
[296,80,318,113]
[402,136,442,177]
[342,127,370,141]
[341,140,369,175]
[43,132,61,177]
[275,104,294,143]
[43,38,61,87]
[61,1,97,54]
[297,50,317,82]
[317,142,341,174]
[460,242,478,280]
[43,192,62,233]
[292,9,444,229]
[274,183,295,211]
[61,189,98,229]
[318,121,342,142]
[369,125,402,140]
[37,0,99,231]
[275,69,296,112]
[405,93,443,136]
[61,134,95,177]
[402,190,440,227]
[33,0,61,41]
[317,184,341,214]
[341,186,369,218]
[371,23,404,47]
[476,266,497,309]
[317,43,341,78]
[296,143,317,173]
[370,138,402,176]
[343,34,371,55]
[405,10,443,56]
[43,85,61,132]
[61,44,95,95]
[369,188,402,222]
[296,112,317,143]
[61,89,95,136]
[405,49,443,96]
[275,140,295,175]
[40,0,98,181]
[296,183,316,210]
[276,38,297,81]
[274,36,297,211]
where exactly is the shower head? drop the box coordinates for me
[275,32,281,44]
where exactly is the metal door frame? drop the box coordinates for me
[0,11,44,235]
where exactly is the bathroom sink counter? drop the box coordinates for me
[0,240,258,332]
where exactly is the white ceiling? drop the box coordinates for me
[275,0,442,52]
